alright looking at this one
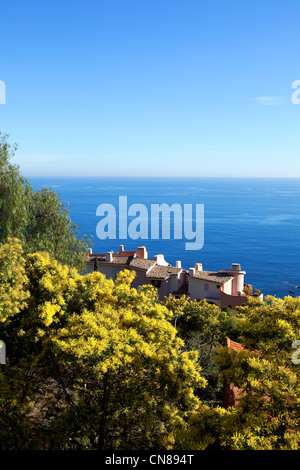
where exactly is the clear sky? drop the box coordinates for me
[1,0,300,177]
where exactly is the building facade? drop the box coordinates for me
[86,245,260,308]
[86,245,185,301]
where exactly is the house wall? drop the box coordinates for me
[220,291,248,309]
[85,262,124,278]
[85,263,95,274]
[130,270,186,301]
[223,384,240,408]
[148,278,171,301]
[130,269,169,300]
[160,278,170,299]
[97,264,126,280]
[86,264,175,301]
[169,273,185,294]
[188,278,221,307]
[130,268,152,289]
[222,280,232,295]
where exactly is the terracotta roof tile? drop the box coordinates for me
[117,250,136,256]
[226,338,245,352]
[226,338,260,355]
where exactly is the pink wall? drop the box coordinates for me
[220,291,248,309]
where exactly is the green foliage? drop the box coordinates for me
[1,204,300,449]
[93,256,99,271]
[173,404,233,450]
[0,133,89,270]
[166,294,300,450]
[164,295,241,405]
[0,239,204,450]
[213,296,300,449]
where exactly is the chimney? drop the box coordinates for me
[231,263,241,271]
[119,244,124,254]
[176,260,181,269]
[136,246,148,259]
[106,251,113,262]
[189,267,195,277]
[153,254,168,266]
[195,263,202,272]
[88,248,92,256]
[229,263,245,296]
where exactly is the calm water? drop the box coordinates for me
[28,177,300,298]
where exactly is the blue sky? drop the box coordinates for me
[1,0,300,177]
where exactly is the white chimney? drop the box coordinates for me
[229,263,245,295]
[153,254,168,266]
[119,244,124,253]
[106,251,113,262]
[176,260,181,268]
[88,248,92,255]
[189,268,195,277]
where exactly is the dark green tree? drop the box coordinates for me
[93,256,99,271]
[0,133,90,270]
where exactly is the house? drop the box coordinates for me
[222,338,263,408]
[187,262,251,309]
[86,245,261,307]
[222,338,246,408]
[86,245,185,301]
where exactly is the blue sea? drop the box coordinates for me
[28,177,300,299]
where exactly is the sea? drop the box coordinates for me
[28,176,300,299]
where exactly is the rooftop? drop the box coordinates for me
[87,246,246,289]
[89,254,134,265]
[129,258,157,270]
[226,338,245,352]
[191,270,233,285]
[146,265,182,280]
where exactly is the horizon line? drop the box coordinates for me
[23,175,300,179]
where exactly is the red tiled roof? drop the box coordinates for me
[88,253,106,258]
[118,250,137,256]
[226,338,245,352]
[226,338,260,356]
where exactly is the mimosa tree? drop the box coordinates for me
[0,238,204,450]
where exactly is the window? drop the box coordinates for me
[204,284,209,293]
[151,280,162,288]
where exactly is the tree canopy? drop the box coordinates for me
[0,238,204,450]
[1,238,300,450]
[0,133,89,270]
[173,296,300,450]
[1,134,300,450]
